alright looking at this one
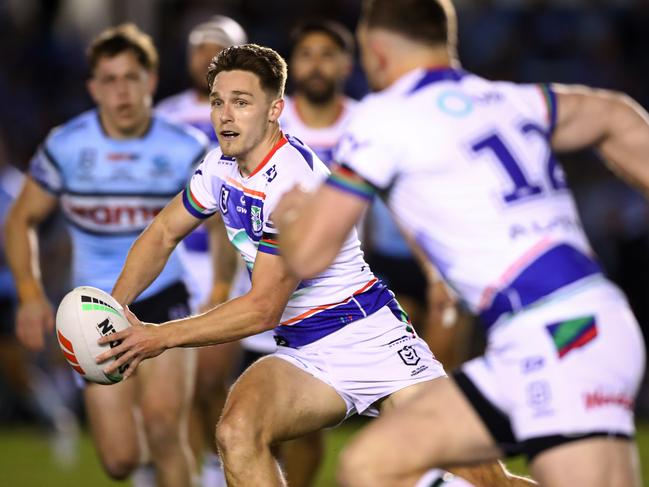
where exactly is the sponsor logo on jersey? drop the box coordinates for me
[62,195,169,233]
[584,391,634,411]
[107,152,139,161]
[398,345,420,366]
[251,205,262,235]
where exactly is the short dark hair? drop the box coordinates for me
[206,44,287,99]
[361,0,456,48]
[290,19,355,55]
[87,23,158,74]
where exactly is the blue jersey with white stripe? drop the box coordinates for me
[29,110,208,299]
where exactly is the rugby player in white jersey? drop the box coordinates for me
[156,16,247,486]
[96,43,530,487]
[274,1,648,486]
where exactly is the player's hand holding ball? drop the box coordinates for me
[95,305,168,379]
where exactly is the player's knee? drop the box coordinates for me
[216,408,262,460]
[337,443,381,487]
[141,405,183,454]
[101,454,138,480]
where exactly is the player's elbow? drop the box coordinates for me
[284,247,332,280]
[248,295,284,332]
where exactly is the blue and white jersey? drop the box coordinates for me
[184,134,395,347]
[334,68,601,331]
[29,110,208,299]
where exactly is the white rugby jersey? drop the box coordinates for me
[183,134,398,347]
[332,68,602,330]
[280,96,357,165]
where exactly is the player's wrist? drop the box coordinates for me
[17,279,47,304]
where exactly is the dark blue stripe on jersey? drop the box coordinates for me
[287,135,314,170]
[408,68,466,95]
[544,84,558,134]
[31,175,60,195]
[182,188,214,220]
[479,244,602,331]
[183,227,209,252]
[273,280,394,348]
[42,145,63,172]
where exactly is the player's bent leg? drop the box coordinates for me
[139,347,197,487]
[282,430,325,487]
[338,377,505,487]
[84,379,140,480]
[216,356,347,487]
[529,436,641,487]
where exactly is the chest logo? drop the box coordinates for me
[264,165,278,183]
[220,187,230,214]
[251,205,262,234]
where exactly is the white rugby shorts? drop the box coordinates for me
[457,277,645,455]
[273,305,445,418]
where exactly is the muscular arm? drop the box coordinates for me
[275,184,369,279]
[4,177,58,349]
[99,249,299,375]
[553,84,649,194]
[111,193,202,305]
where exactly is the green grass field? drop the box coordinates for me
[1,419,648,486]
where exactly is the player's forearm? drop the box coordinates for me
[597,94,649,197]
[4,209,46,303]
[161,292,281,348]
[112,221,176,305]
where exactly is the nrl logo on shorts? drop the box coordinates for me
[398,345,420,366]
[251,205,262,234]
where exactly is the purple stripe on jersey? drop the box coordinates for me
[274,280,394,348]
[479,244,602,331]
[183,226,208,252]
[408,68,466,94]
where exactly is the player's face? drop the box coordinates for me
[189,42,225,95]
[210,70,281,160]
[290,32,350,104]
[88,51,157,137]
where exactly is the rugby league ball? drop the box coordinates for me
[55,286,130,385]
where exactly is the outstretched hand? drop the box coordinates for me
[95,306,168,379]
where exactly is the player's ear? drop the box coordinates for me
[86,78,99,104]
[268,97,284,123]
[147,70,159,95]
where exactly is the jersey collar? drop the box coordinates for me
[246,134,288,178]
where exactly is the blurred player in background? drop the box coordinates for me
[5,24,207,486]
[274,0,647,486]
[157,16,246,487]
[98,43,533,487]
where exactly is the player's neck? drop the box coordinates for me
[237,124,284,177]
[293,94,344,128]
[388,47,457,86]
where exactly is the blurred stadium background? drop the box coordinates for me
[1,0,649,485]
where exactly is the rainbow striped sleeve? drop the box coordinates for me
[258,232,280,256]
[325,164,375,202]
[182,184,215,219]
[538,83,558,134]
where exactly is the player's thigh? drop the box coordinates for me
[138,348,196,418]
[85,379,139,455]
[530,437,641,487]
[220,356,347,442]
[347,376,501,472]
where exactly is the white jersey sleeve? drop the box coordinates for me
[182,149,222,219]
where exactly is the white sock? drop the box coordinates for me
[415,469,475,487]
[132,464,156,487]
[201,452,226,487]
